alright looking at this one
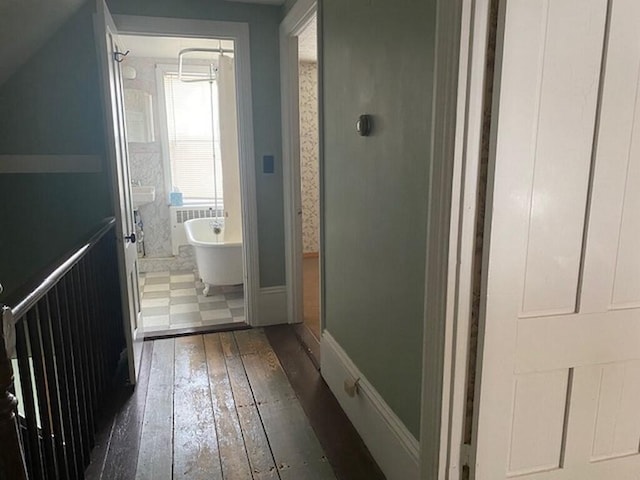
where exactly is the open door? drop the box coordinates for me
[94,1,143,384]
[473,1,640,479]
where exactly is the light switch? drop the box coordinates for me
[263,155,275,174]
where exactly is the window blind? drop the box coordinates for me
[163,72,223,203]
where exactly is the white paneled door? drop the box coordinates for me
[473,0,640,478]
[94,2,143,384]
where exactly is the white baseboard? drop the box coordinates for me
[255,286,287,326]
[321,331,420,480]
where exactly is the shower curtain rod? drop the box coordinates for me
[178,47,235,56]
[178,47,234,83]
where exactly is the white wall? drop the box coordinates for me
[124,57,174,258]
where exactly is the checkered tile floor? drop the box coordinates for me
[139,270,245,333]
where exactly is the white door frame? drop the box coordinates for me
[280,0,318,326]
[419,0,493,478]
[109,14,261,327]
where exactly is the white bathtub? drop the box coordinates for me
[184,218,243,295]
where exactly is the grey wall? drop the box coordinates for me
[0,0,85,86]
[0,4,112,300]
[282,0,298,16]
[107,0,286,288]
[322,0,436,439]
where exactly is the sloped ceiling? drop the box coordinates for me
[0,0,86,87]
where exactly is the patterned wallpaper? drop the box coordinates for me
[298,61,320,254]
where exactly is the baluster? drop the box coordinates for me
[0,307,28,480]
[84,255,105,395]
[76,265,98,419]
[62,274,92,464]
[26,308,59,477]
[15,320,45,480]
[48,286,81,480]
[37,294,71,479]
[71,266,96,446]
[55,280,85,473]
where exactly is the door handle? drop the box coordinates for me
[125,232,137,243]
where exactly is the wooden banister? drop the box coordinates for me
[7,217,116,319]
[0,216,125,480]
[0,306,28,480]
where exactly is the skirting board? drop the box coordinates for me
[321,331,420,480]
[256,286,287,326]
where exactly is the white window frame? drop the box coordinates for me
[155,62,224,207]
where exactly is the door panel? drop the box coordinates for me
[590,361,640,462]
[518,0,606,317]
[474,0,640,478]
[611,152,640,307]
[507,370,570,476]
[94,1,142,383]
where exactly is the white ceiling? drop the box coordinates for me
[0,0,85,86]
[297,14,317,63]
[120,35,235,61]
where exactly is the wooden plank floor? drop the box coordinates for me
[266,326,385,480]
[302,256,320,340]
[89,329,336,480]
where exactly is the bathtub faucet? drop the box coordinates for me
[209,220,222,235]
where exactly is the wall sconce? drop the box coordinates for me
[356,114,372,136]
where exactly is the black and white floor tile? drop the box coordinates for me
[139,270,245,333]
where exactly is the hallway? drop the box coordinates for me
[86,328,384,480]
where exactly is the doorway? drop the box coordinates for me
[106,15,260,338]
[297,17,320,341]
[281,0,320,356]
[119,34,247,337]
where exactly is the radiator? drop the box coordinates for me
[170,205,223,255]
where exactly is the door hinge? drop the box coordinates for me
[460,444,472,468]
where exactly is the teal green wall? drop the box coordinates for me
[0,5,111,300]
[322,0,436,439]
[107,0,285,288]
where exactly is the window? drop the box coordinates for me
[162,68,223,205]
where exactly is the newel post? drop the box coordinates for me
[0,305,28,480]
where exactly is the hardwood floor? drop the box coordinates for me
[266,326,385,480]
[87,329,350,480]
[302,256,320,340]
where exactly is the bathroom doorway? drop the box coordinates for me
[113,17,259,337]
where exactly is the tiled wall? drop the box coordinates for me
[298,61,319,254]
[124,57,174,259]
